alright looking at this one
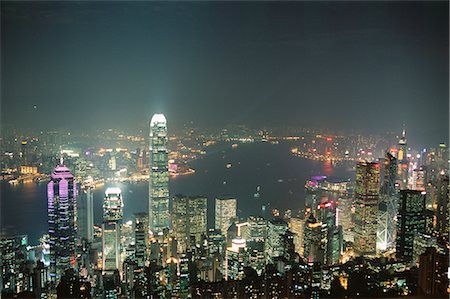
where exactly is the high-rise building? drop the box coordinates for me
[266,219,288,263]
[436,173,449,239]
[396,190,426,261]
[215,197,237,235]
[377,152,398,252]
[397,128,408,189]
[172,195,207,253]
[353,161,380,256]
[418,247,449,297]
[303,214,327,263]
[149,114,170,233]
[47,164,77,283]
[104,187,123,221]
[77,185,94,242]
[316,201,342,265]
[134,213,148,268]
[289,217,305,257]
[102,187,123,274]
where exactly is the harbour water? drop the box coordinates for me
[0,141,354,244]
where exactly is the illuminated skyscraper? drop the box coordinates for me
[377,152,398,252]
[266,219,288,263]
[77,185,94,242]
[134,213,148,268]
[354,161,380,256]
[396,190,426,261]
[104,187,123,221]
[149,114,170,233]
[435,173,449,239]
[397,128,408,189]
[172,195,207,253]
[215,197,237,235]
[47,164,77,282]
[102,187,123,273]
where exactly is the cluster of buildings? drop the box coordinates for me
[0,115,448,298]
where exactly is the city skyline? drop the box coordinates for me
[0,1,448,298]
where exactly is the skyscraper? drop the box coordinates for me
[215,197,237,235]
[436,173,449,240]
[353,161,380,256]
[149,114,170,233]
[396,189,426,261]
[134,213,149,268]
[47,164,77,282]
[172,195,208,253]
[102,187,123,273]
[377,152,398,252]
[77,185,94,242]
[397,128,408,189]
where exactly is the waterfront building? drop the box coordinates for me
[47,164,77,283]
[77,185,94,242]
[215,197,237,236]
[354,161,380,256]
[149,114,170,233]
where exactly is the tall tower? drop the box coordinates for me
[149,114,170,233]
[47,164,77,282]
[77,185,94,242]
[102,187,123,273]
[377,152,398,252]
[396,190,426,261]
[354,161,380,256]
[215,197,237,235]
[172,195,208,253]
[397,128,408,189]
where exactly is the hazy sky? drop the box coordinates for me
[1,1,448,145]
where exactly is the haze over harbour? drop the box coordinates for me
[1,141,353,244]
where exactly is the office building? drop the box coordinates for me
[102,187,123,273]
[134,213,148,268]
[172,195,208,253]
[149,113,170,233]
[377,152,398,252]
[215,197,237,235]
[354,161,380,256]
[47,164,77,283]
[77,185,94,242]
[396,190,426,261]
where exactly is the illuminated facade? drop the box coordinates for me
[266,219,288,263]
[102,187,123,273]
[215,197,237,235]
[397,128,408,189]
[172,195,208,253]
[149,114,170,233]
[77,185,94,242]
[396,190,426,261]
[47,164,77,282]
[354,161,380,256]
[377,152,398,252]
[134,212,148,268]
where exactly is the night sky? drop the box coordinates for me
[1,1,448,146]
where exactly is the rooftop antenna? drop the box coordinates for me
[59,146,64,165]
